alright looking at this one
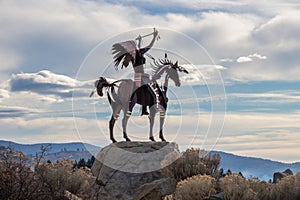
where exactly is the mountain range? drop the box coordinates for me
[1,140,299,181]
[212,151,300,181]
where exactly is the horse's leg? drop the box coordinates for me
[109,104,122,143]
[109,115,117,143]
[159,112,166,142]
[122,107,131,142]
[148,106,156,142]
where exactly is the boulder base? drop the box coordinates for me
[91,142,180,200]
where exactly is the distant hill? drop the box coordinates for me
[213,151,300,181]
[43,151,96,162]
[1,140,299,181]
[0,140,101,156]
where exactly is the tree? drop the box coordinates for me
[77,158,86,168]
[86,156,95,168]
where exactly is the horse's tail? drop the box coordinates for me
[94,77,116,97]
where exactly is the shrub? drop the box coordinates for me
[167,148,221,181]
[0,147,98,200]
[0,147,36,200]
[173,174,216,200]
[219,172,300,200]
[34,160,92,199]
[272,172,300,200]
[220,174,257,200]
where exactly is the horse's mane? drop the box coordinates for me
[151,57,174,75]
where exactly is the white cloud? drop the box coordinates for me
[1,0,299,83]
[237,56,253,63]
[236,53,267,63]
[249,53,267,60]
[8,70,91,98]
[229,91,300,103]
[179,64,226,85]
[0,89,9,100]
[0,105,40,118]
[220,58,234,63]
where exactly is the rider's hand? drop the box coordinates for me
[153,28,158,37]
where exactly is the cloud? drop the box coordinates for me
[8,70,91,98]
[220,58,234,63]
[236,56,253,63]
[249,53,267,60]
[180,64,226,85]
[0,89,9,100]
[1,108,300,162]
[0,117,83,144]
[230,91,300,104]
[0,105,40,118]
[1,0,299,83]
[236,53,267,63]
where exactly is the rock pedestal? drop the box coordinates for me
[91,142,180,200]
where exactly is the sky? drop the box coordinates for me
[0,0,300,163]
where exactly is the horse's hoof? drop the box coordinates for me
[149,136,156,142]
[161,138,166,142]
[125,137,131,142]
[111,138,117,143]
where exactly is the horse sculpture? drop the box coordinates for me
[94,57,188,143]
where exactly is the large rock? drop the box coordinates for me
[91,142,180,200]
[273,168,293,183]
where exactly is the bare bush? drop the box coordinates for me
[220,174,257,200]
[0,147,35,200]
[167,148,221,181]
[34,160,92,200]
[173,174,216,200]
[0,147,101,200]
[271,172,300,200]
[220,172,300,200]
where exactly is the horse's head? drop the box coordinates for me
[94,77,108,97]
[152,56,188,87]
[166,62,181,87]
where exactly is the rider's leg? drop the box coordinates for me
[148,106,156,141]
[127,92,137,116]
[141,105,149,116]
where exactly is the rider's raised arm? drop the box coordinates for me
[141,29,158,54]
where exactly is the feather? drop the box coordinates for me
[112,41,137,70]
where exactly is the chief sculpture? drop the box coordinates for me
[92,28,188,143]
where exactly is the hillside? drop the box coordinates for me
[0,140,100,156]
[1,140,299,181]
[213,151,300,181]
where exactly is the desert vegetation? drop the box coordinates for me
[165,171,300,200]
[0,146,102,200]
[164,148,300,200]
[1,146,300,200]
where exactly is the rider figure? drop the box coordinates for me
[111,28,159,115]
[133,29,158,115]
